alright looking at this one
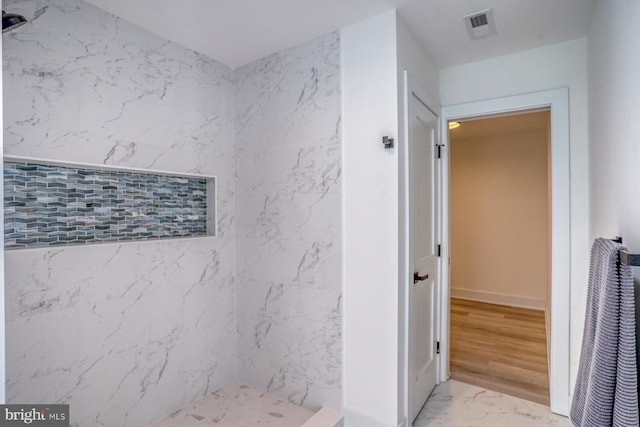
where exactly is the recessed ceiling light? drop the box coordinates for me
[449,121,461,130]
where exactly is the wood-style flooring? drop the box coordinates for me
[449,298,550,406]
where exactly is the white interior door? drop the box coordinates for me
[408,90,440,422]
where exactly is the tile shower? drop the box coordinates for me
[3,0,341,426]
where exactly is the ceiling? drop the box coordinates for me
[451,110,550,140]
[83,0,596,70]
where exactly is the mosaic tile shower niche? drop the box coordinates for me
[4,159,215,249]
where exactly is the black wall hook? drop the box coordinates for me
[382,136,394,149]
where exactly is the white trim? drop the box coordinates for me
[301,407,344,427]
[440,88,571,416]
[3,155,215,180]
[545,304,552,377]
[3,235,216,253]
[343,407,402,427]
[450,288,546,311]
[400,70,411,422]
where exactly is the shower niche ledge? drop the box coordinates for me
[3,155,217,249]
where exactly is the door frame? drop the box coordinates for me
[439,88,571,415]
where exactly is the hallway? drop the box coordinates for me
[449,298,550,405]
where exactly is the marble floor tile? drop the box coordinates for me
[414,380,572,427]
[147,381,314,427]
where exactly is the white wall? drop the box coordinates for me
[342,10,440,427]
[341,11,400,427]
[588,2,640,395]
[450,127,549,309]
[440,38,589,390]
[3,1,237,425]
[588,1,640,249]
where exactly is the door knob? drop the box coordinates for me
[414,272,429,284]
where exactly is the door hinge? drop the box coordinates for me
[436,144,444,159]
[437,244,441,257]
[436,341,440,354]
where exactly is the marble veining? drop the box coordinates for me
[4,0,235,178]
[415,380,572,427]
[5,240,237,427]
[4,0,343,423]
[147,381,314,427]
[235,32,342,410]
[3,0,236,426]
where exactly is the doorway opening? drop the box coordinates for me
[438,89,571,417]
[448,110,551,404]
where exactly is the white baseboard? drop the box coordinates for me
[451,288,546,310]
[545,304,551,374]
[342,407,402,427]
[302,407,344,427]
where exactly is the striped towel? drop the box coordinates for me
[570,238,639,426]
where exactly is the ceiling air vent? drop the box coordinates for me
[464,9,497,39]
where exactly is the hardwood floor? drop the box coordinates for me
[449,298,550,406]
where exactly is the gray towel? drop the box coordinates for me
[571,238,639,426]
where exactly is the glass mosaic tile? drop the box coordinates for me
[4,161,209,249]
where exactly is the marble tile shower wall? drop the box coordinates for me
[3,1,236,426]
[4,0,343,424]
[4,161,208,249]
[235,32,342,410]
